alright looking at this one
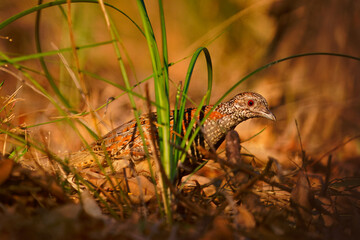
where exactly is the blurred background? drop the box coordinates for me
[0,0,359,174]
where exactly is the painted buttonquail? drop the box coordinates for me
[68,92,275,177]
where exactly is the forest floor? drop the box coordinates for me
[1,131,359,240]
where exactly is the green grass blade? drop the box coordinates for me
[173,47,212,169]
[158,0,169,97]
[0,0,144,36]
[136,0,171,176]
[136,0,172,222]
[0,41,114,65]
[35,0,72,109]
[216,52,360,106]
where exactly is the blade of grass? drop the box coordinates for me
[136,0,171,176]
[158,0,174,179]
[173,47,212,176]
[215,52,360,106]
[35,0,72,109]
[136,0,172,221]
[0,0,144,36]
[0,40,114,65]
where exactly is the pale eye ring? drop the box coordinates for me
[248,100,254,106]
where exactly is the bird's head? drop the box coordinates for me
[228,92,276,121]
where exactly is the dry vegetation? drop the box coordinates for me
[1,0,360,239]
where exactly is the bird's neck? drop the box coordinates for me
[202,102,246,149]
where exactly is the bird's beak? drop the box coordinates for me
[261,109,276,121]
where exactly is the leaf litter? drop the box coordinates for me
[0,129,359,240]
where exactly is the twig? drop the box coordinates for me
[207,150,292,193]
[321,155,332,196]
[295,119,307,168]
[233,157,274,199]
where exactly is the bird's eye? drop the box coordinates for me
[248,100,254,106]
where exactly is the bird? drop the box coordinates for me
[67,92,276,180]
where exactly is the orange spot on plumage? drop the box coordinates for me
[207,111,226,120]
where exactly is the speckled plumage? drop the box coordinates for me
[68,92,275,174]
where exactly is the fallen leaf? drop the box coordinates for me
[200,216,233,240]
[0,157,14,185]
[127,176,156,203]
[236,205,256,229]
[81,190,105,219]
[291,171,312,225]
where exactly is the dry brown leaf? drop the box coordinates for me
[291,171,312,224]
[225,130,242,165]
[181,174,217,197]
[200,216,233,240]
[53,203,82,219]
[0,157,14,185]
[235,205,256,229]
[81,190,105,219]
[127,176,156,204]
